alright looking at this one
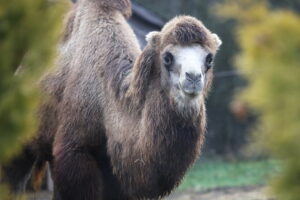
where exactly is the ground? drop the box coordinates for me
[28,186,274,200]
[166,186,274,200]
[27,159,278,200]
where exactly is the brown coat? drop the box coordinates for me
[2,0,221,199]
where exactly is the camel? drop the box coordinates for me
[2,0,222,199]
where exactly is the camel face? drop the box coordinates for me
[162,44,213,107]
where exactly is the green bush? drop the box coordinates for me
[0,0,66,198]
[217,0,300,199]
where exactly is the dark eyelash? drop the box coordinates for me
[206,53,213,64]
[163,52,174,71]
[205,53,213,72]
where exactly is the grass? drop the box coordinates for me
[178,159,280,191]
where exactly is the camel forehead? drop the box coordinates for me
[171,45,208,69]
[175,45,207,61]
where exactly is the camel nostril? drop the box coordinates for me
[185,72,201,83]
[181,72,203,97]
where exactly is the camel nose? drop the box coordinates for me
[185,72,201,84]
[181,72,203,96]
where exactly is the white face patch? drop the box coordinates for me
[165,44,210,114]
[175,45,208,88]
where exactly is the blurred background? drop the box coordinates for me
[0,0,299,199]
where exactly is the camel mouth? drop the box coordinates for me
[178,83,201,99]
[183,91,199,98]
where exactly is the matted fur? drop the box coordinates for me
[2,0,221,199]
[150,16,221,53]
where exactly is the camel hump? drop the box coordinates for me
[80,0,132,18]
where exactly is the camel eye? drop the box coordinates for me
[163,52,174,70]
[205,53,213,72]
[206,53,213,65]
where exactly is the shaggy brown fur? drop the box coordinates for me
[61,3,77,43]
[2,0,221,199]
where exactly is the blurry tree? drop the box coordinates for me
[217,0,300,199]
[270,0,300,14]
[0,0,66,198]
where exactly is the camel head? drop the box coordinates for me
[146,16,222,114]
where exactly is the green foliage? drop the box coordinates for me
[0,0,66,160]
[179,159,279,191]
[217,1,300,199]
[0,0,66,198]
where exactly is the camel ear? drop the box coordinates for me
[211,33,222,48]
[146,31,161,47]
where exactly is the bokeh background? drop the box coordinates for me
[0,0,299,199]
